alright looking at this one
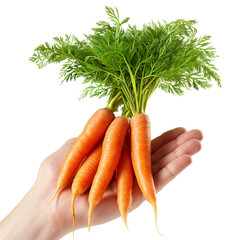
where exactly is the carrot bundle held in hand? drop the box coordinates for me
[31,5,221,233]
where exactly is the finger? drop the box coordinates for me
[152,139,201,175]
[154,154,192,193]
[151,127,186,154]
[152,129,203,164]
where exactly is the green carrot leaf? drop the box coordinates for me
[30,6,221,116]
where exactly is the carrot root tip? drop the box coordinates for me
[151,200,163,236]
[71,195,76,238]
[120,212,129,230]
[123,216,129,230]
[35,187,60,222]
[88,203,95,232]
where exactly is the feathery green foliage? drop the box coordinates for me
[30,6,221,117]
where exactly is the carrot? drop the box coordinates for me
[88,116,129,231]
[116,133,133,229]
[130,114,159,232]
[71,140,103,236]
[43,108,114,211]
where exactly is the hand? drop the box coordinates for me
[37,127,203,235]
[0,127,203,240]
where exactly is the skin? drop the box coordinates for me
[0,127,203,240]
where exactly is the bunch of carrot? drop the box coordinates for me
[31,5,220,235]
[48,107,157,233]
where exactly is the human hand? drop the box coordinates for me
[36,127,202,236]
[0,127,203,240]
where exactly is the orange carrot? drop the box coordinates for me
[116,133,133,229]
[45,108,114,209]
[71,140,103,236]
[130,114,159,231]
[88,116,129,231]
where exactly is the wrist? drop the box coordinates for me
[0,184,61,240]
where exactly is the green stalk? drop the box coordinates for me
[119,53,139,114]
[141,77,160,113]
[107,91,122,112]
[138,77,144,114]
[119,68,137,115]
[142,76,158,92]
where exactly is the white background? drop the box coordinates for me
[0,0,239,239]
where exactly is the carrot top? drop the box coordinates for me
[30,6,221,117]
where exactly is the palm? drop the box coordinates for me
[36,127,202,234]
